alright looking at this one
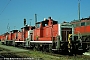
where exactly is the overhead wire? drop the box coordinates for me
[0,0,11,16]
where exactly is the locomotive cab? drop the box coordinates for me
[53,22,75,53]
[54,22,84,54]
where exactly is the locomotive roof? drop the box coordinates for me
[61,22,72,26]
[36,19,57,24]
[12,30,18,33]
[81,17,90,20]
[36,19,48,24]
[21,25,35,29]
[2,32,9,35]
[71,17,90,23]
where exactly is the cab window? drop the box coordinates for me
[81,22,85,26]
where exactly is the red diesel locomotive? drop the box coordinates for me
[71,17,90,51]
[0,17,88,54]
[72,17,90,35]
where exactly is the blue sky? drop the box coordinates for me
[0,0,90,34]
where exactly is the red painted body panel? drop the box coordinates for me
[86,26,90,33]
[7,33,12,40]
[74,25,90,35]
[24,30,28,41]
[22,29,28,41]
[80,26,85,34]
[18,32,22,41]
[1,33,9,41]
[0,35,3,40]
[33,24,58,41]
[0,36,1,40]
[15,32,22,41]
[74,27,81,34]
[20,26,35,41]
[12,33,16,40]
[1,33,8,41]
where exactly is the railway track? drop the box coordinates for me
[18,46,90,60]
[0,42,90,60]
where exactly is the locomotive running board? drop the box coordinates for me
[30,41,52,43]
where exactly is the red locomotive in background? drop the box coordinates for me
[0,17,89,54]
[71,17,90,41]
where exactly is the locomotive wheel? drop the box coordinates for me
[49,44,52,53]
[33,44,40,51]
[33,46,37,51]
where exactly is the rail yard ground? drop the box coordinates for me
[0,42,90,60]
